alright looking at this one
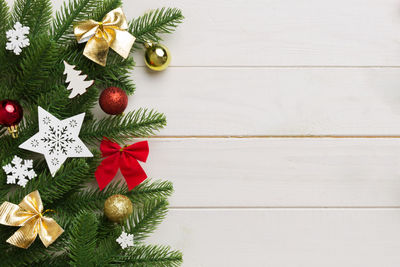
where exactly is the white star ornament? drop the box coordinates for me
[19,107,93,176]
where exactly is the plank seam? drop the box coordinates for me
[135,66,400,69]
[149,135,400,139]
[170,206,400,210]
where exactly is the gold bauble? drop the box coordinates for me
[144,41,171,71]
[104,194,133,223]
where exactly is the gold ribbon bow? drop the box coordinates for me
[74,7,136,66]
[0,191,64,249]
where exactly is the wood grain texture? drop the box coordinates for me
[142,138,400,207]
[116,67,400,136]
[147,208,400,267]
[125,0,400,66]
[5,0,400,265]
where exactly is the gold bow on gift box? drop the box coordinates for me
[0,190,63,249]
[74,7,136,66]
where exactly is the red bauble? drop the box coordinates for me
[0,99,23,127]
[99,87,128,115]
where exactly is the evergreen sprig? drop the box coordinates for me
[125,197,169,242]
[91,0,121,21]
[0,0,10,38]
[51,0,98,42]
[121,245,183,267]
[58,179,174,214]
[81,108,167,144]
[68,212,99,266]
[129,7,184,46]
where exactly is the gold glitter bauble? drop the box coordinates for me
[104,194,133,223]
[144,41,171,71]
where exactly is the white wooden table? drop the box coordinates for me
[19,0,400,265]
[126,0,400,266]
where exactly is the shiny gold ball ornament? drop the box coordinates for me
[144,41,171,71]
[104,194,133,223]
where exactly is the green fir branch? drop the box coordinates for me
[130,179,174,203]
[28,0,52,36]
[95,54,136,95]
[67,83,100,115]
[9,157,97,205]
[58,181,127,213]
[129,7,184,46]
[93,232,122,266]
[81,109,167,144]
[0,0,10,38]
[125,197,169,242]
[68,212,98,266]
[90,0,121,21]
[0,243,51,267]
[51,0,98,42]
[58,179,173,214]
[14,35,59,100]
[120,245,183,267]
[11,0,34,26]
[10,0,51,36]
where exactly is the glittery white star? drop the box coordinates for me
[19,107,93,176]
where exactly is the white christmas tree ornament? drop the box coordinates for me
[63,61,94,98]
[116,231,134,249]
[2,155,37,187]
[6,22,30,55]
[19,106,93,176]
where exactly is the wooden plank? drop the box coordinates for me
[10,0,400,66]
[121,67,400,136]
[125,0,400,66]
[141,138,400,207]
[147,208,400,267]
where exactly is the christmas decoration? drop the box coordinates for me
[74,7,135,66]
[99,87,128,115]
[144,41,171,71]
[116,231,134,249]
[63,61,94,98]
[0,191,64,249]
[0,0,183,264]
[95,138,149,190]
[2,155,36,187]
[19,107,93,176]
[104,194,133,223]
[0,99,23,138]
[6,22,30,55]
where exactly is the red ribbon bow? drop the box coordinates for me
[95,138,149,190]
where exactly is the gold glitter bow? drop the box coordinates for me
[73,7,135,66]
[0,190,64,249]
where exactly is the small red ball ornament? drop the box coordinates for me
[99,87,128,115]
[0,99,23,138]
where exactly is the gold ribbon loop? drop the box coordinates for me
[74,7,136,66]
[0,191,63,249]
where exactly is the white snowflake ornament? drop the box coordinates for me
[6,22,30,55]
[2,155,36,187]
[116,231,134,249]
[19,107,93,176]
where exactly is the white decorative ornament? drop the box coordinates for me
[63,61,94,98]
[2,155,36,187]
[6,22,30,55]
[116,231,134,249]
[19,107,93,177]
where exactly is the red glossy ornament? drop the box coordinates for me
[0,99,23,138]
[99,87,128,115]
